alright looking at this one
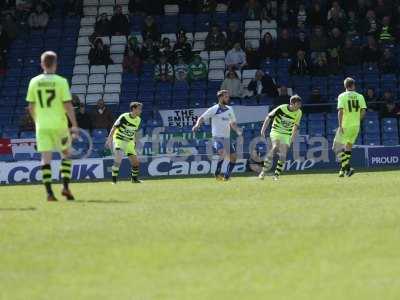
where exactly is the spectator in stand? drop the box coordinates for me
[19,107,35,131]
[380,99,400,118]
[201,0,217,13]
[375,0,392,20]
[312,52,329,76]
[158,37,174,63]
[342,38,361,66]
[327,1,345,21]
[310,26,328,57]
[95,13,111,36]
[187,55,208,81]
[28,4,49,30]
[0,25,10,51]
[141,38,159,64]
[277,1,296,28]
[346,10,360,37]
[64,0,83,16]
[205,24,226,51]
[1,13,18,40]
[276,28,293,58]
[362,35,381,66]
[174,57,189,81]
[91,99,114,129]
[258,32,276,60]
[309,2,325,27]
[296,4,307,28]
[123,36,143,74]
[379,48,397,74]
[0,50,6,75]
[154,55,174,82]
[110,5,130,36]
[290,49,310,75]
[275,85,290,105]
[327,27,344,74]
[327,7,346,32]
[179,0,201,14]
[88,37,113,65]
[261,1,276,21]
[226,21,244,50]
[225,42,247,70]
[243,0,261,20]
[382,91,395,103]
[365,87,380,111]
[361,10,378,36]
[247,70,278,98]
[173,31,192,63]
[76,102,92,131]
[245,41,261,69]
[228,0,243,13]
[294,31,309,53]
[378,16,395,45]
[142,15,160,42]
[220,70,245,98]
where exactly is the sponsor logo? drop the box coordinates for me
[371,156,399,165]
[147,157,247,176]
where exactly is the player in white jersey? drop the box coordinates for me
[192,90,242,180]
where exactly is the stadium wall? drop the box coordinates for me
[1,146,399,184]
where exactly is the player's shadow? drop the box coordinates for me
[0,207,37,211]
[74,200,131,204]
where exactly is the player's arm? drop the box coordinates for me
[192,107,214,132]
[230,122,242,136]
[291,124,299,145]
[28,103,36,121]
[106,126,117,148]
[360,95,367,121]
[64,101,78,129]
[338,108,344,133]
[261,107,278,137]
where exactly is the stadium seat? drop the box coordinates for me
[14,153,32,161]
[89,74,105,84]
[87,84,104,94]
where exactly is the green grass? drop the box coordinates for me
[1,171,400,300]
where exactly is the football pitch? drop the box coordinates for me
[1,171,400,300]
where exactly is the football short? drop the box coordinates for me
[113,138,136,156]
[213,137,236,154]
[333,126,360,145]
[270,131,291,145]
[36,128,71,152]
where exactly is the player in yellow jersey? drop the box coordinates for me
[106,102,142,184]
[26,51,78,201]
[259,95,302,180]
[333,77,367,177]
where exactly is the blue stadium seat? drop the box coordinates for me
[0,154,14,162]
[20,131,35,138]
[363,119,380,134]
[14,152,32,161]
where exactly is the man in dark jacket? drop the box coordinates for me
[110,5,130,36]
[247,70,279,98]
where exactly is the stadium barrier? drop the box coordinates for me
[1,146,399,184]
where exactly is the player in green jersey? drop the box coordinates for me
[259,95,302,180]
[26,51,78,201]
[106,102,143,184]
[333,77,367,177]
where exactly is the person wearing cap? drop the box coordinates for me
[192,90,242,181]
[154,55,173,82]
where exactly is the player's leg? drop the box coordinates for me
[332,128,347,177]
[36,129,57,201]
[224,140,237,180]
[213,138,225,180]
[273,143,288,180]
[59,130,74,200]
[259,137,279,179]
[41,151,56,201]
[111,138,124,184]
[128,154,141,183]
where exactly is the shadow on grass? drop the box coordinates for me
[0,207,37,211]
[74,200,131,204]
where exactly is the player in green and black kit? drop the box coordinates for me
[259,95,302,180]
[106,102,143,184]
[26,51,78,201]
[333,77,367,177]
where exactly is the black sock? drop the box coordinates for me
[215,159,223,176]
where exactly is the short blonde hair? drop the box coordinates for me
[41,51,57,69]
